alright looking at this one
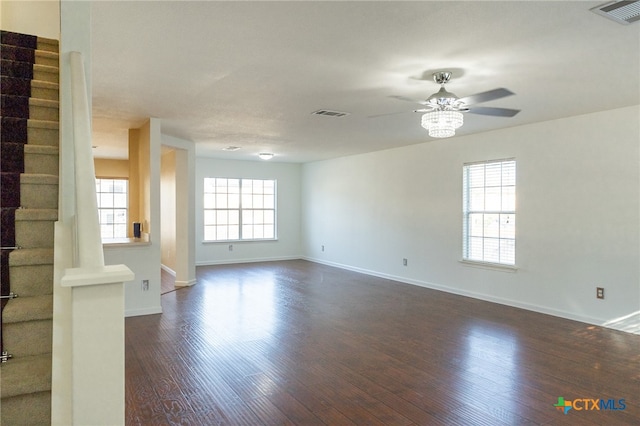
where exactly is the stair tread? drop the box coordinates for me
[33,63,57,73]
[15,208,58,221]
[30,98,58,108]
[3,294,53,323]
[23,144,59,155]
[21,173,58,184]
[9,247,53,266]
[31,80,58,90]
[28,118,58,130]
[0,353,52,399]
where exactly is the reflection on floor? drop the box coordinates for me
[126,260,640,425]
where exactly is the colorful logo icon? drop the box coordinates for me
[554,397,572,414]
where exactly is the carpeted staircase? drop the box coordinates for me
[1,30,59,425]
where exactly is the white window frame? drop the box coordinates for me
[462,159,516,267]
[95,178,128,240]
[203,178,277,242]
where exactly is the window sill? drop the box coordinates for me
[103,235,150,248]
[459,259,518,273]
[202,238,278,244]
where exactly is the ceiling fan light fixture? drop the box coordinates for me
[258,152,274,160]
[421,111,464,138]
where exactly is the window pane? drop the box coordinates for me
[469,237,483,260]
[229,194,240,208]
[463,160,516,266]
[228,225,240,240]
[243,210,253,224]
[114,193,127,208]
[502,186,515,211]
[242,193,253,208]
[469,188,484,211]
[483,238,500,263]
[216,210,228,225]
[217,226,228,241]
[204,210,215,225]
[468,165,485,187]
[229,210,239,225]
[100,193,113,208]
[253,194,263,208]
[204,225,216,240]
[254,210,264,224]
[484,214,499,238]
[500,239,515,265]
[264,210,274,224]
[216,194,227,208]
[485,187,501,211]
[204,194,215,209]
[469,214,484,237]
[264,226,274,239]
[500,214,515,239]
[254,225,264,239]
[242,225,253,239]
[114,224,127,238]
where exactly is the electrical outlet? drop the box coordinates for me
[142,280,149,291]
[321,245,325,252]
[596,287,604,299]
[403,258,408,266]
[228,244,233,251]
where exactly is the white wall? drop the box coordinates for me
[302,106,640,327]
[196,158,302,265]
[104,119,162,317]
[1,0,60,39]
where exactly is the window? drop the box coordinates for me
[204,178,276,241]
[463,159,516,266]
[95,178,128,239]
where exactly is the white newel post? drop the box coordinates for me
[61,265,134,425]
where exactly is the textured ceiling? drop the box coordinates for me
[90,1,640,162]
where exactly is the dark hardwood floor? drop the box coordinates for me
[125,260,640,425]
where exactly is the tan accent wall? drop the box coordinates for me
[160,149,176,271]
[94,158,129,178]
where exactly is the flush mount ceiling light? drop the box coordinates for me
[223,146,241,151]
[258,152,274,160]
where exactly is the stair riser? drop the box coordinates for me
[3,319,52,357]
[1,391,51,426]
[15,220,55,249]
[37,39,58,53]
[30,102,59,121]
[31,85,58,101]
[33,66,58,83]
[9,264,53,297]
[20,181,58,209]
[0,354,52,398]
[24,151,59,176]
[28,125,59,146]
[35,52,58,68]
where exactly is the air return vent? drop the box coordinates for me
[312,109,350,117]
[591,1,640,24]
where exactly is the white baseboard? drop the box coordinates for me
[125,305,162,317]
[160,264,176,276]
[175,279,197,287]
[302,256,603,328]
[196,255,301,266]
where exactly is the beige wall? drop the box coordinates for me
[94,158,129,178]
[160,150,176,271]
[1,0,60,39]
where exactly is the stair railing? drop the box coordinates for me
[51,51,134,426]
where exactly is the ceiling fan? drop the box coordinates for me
[388,71,520,138]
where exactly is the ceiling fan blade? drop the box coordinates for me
[458,88,514,105]
[368,110,412,118]
[390,95,429,106]
[467,106,520,117]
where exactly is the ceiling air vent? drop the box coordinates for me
[591,1,640,24]
[312,109,350,118]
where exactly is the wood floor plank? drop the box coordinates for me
[125,260,640,425]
